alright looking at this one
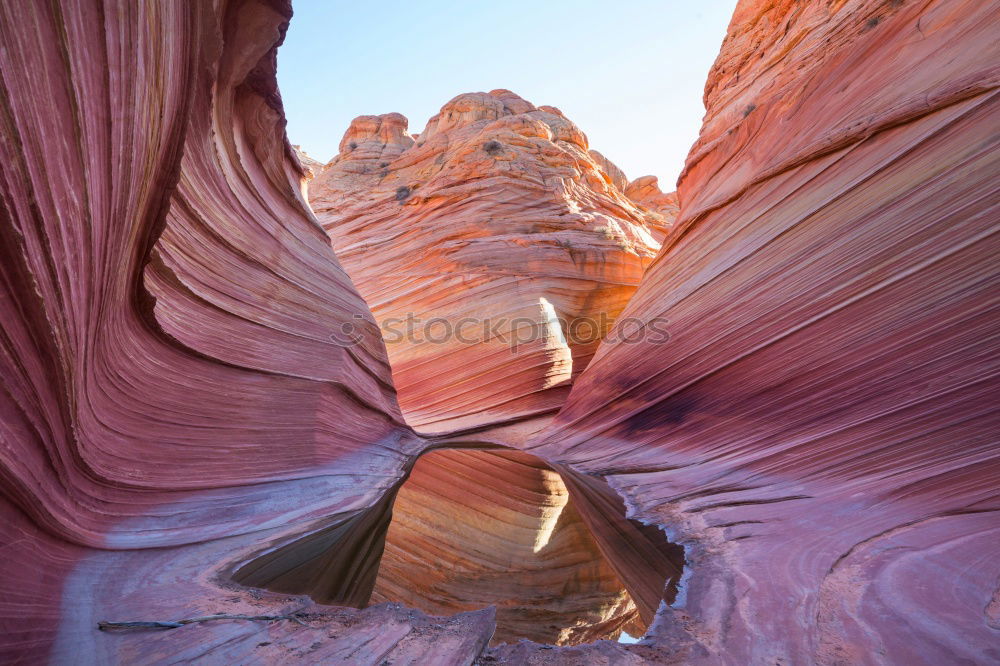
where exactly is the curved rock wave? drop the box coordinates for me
[527,0,1000,663]
[0,0,419,660]
[1,0,997,663]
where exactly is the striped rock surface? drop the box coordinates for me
[308,91,670,434]
[1,0,997,664]
[527,0,1000,663]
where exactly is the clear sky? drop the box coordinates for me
[278,0,738,190]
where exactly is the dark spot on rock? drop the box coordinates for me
[743,103,757,117]
[483,140,503,155]
[395,186,411,202]
[621,394,698,436]
[256,641,272,647]
[379,161,388,167]
[865,16,881,30]
[348,141,358,151]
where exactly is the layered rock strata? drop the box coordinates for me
[0,0,996,664]
[0,2,681,657]
[301,95,686,648]
[0,0,418,660]
[308,91,670,434]
[624,177,678,241]
[525,0,1000,663]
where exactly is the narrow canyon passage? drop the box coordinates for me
[257,89,688,647]
[1,1,997,663]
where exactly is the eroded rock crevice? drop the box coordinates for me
[260,89,687,649]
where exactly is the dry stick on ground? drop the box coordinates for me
[98,612,310,632]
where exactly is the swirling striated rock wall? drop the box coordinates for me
[1,0,996,663]
[0,2,675,662]
[308,91,669,434]
[525,0,1000,663]
[0,0,423,661]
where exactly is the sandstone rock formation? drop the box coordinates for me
[301,97,684,648]
[1,0,997,664]
[308,90,669,435]
[524,0,1000,663]
[0,3,677,659]
[0,0,419,660]
[292,145,324,179]
[624,177,678,241]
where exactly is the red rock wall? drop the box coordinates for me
[0,3,670,661]
[1,0,997,663]
[527,0,1000,662]
[0,0,423,661]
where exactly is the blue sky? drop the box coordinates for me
[278,1,738,190]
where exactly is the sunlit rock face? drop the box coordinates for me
[308,90,670,434]
[301,100,684,653]
[525,0,1000,663]
[624,176,678,242]
[1,0,996,664]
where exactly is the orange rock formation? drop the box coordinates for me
[309,90,670,434]
[302,96,684,647]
